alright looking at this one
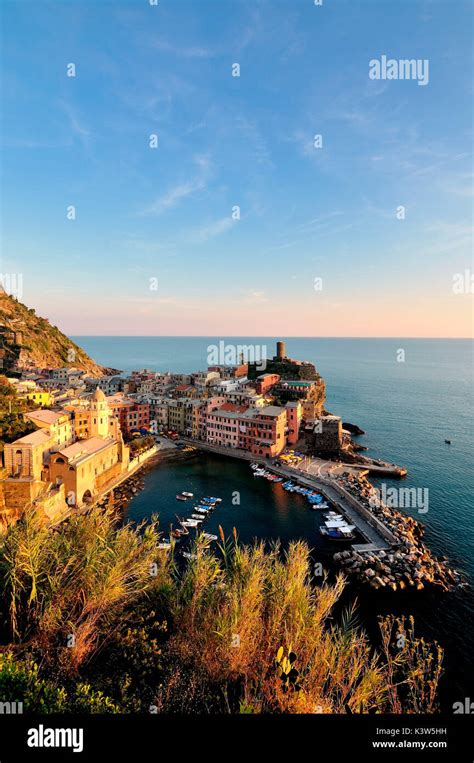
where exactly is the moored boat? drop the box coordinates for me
[202,532,218,541]
[320,525,356,540]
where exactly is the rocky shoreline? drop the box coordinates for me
[333,473,462,592]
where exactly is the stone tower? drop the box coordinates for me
[276,341,286,360]
[90,387,109,438]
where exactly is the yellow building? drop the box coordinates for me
[4,429,53,481]
[49,436,128,506]
[3,388,130,513]
[26,390,52,407]
[168,399,186,432]
[66,388,121,441]
[25,409,74,449]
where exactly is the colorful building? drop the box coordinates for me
[26,390,52,407]
[206,404,287,458]
[105,393,150,437]
[49,436,129,506]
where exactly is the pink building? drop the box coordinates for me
[285,401,302,445]
[206,404,287,458]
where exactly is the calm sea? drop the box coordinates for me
[74,336,474,705]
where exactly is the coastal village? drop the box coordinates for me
[0,339,338,519]
[0,319,460,595]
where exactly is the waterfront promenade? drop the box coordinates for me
[179,438,397,552]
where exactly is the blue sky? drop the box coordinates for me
[1,0,473,336]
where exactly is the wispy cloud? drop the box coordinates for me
[296,211,343,231]
[188,216,236,243]
[242,290,268,304]
[152,38,213,59]
[138,154,212,217]
[235,116,273,167]
[58,99,90,147]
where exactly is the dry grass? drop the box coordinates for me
[0,513,443,713]
[161,531,443,713]
[0,507,170,670]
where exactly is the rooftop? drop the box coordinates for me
[254,405,285,418]
[56,437,116,465]
[10,429,52,446]
[26,409,68,425]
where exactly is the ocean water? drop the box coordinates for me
[74,336,474,704]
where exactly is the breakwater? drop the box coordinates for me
[333,473,461,591]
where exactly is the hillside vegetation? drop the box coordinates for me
[0,288,112,376]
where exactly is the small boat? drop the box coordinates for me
[182,491,194,497]
[176,494,188,501]
[324,512,344,519]
[202,532,218,541]
[195,507,211,514]
[444,439,452,445]
[191,514,205,521]
[324,518,352,528]
[180,518,200,528]
[320,525,356,540]
[182,551,197,560]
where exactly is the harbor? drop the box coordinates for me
[120,438,461,591]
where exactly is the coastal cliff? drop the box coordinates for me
[0,288,114,376]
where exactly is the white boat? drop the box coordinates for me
[182,551,197,560]
[325,519,352,528]
[191,514,205,521]
[182,492,194,497]
[324,512,344,520]
[202,532,218,541]
[181,518,200,527]
[320,525,356,540]
[195,507,210,514]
